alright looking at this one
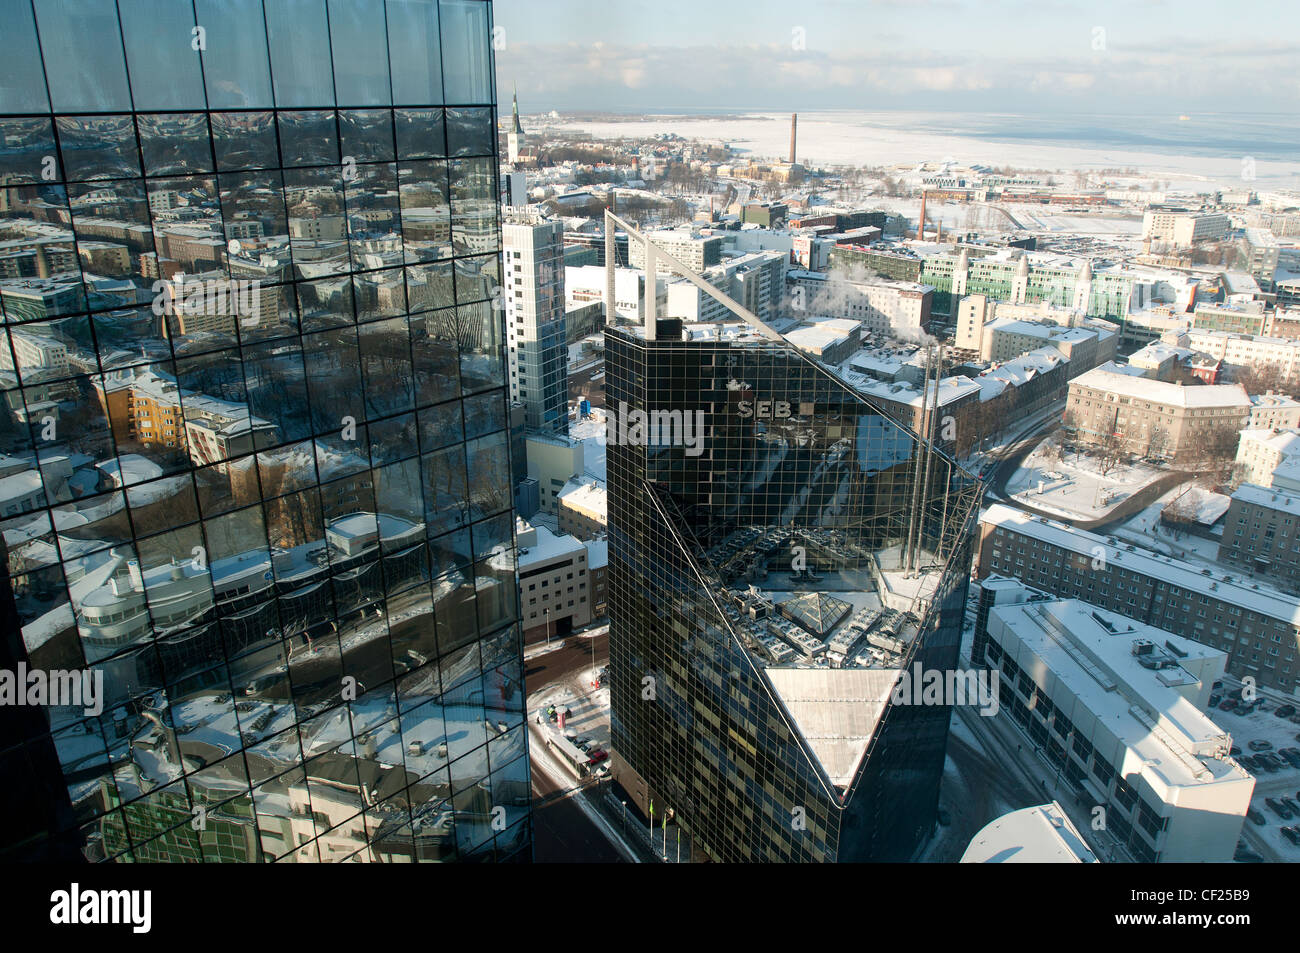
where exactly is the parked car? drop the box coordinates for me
[1249,739,1274,751]
[1282,826,1300,847]
[1265,797,1293,819]
[587,747,609,764]
[1248,807,1266,826]
[1209,694,1222,708]
[1235,843,1264,862]
[1275,704,1297,719]
[1219,699,1238,712]
[1230,744,1242,756]
[1213,680,1224,691]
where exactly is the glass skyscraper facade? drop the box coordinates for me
[605,321,980,862]
[0,0,529,862]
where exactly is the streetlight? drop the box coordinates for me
[621,800,627,835]
[544,606,551,647]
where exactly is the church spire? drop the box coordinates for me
[511,82,525,135]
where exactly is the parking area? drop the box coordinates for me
[1211,679,1300,861]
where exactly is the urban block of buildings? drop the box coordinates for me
[977,504,1300,693]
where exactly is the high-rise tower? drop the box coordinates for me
[502,214,568,435]
[0,0,530,863]
[604,217,981,862]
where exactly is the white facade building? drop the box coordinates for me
[1235,427,1300,487]
[503,216,568,434]
[975,579,1253,863]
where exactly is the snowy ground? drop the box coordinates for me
[1007,208,1144,235]
[1108,483,1227,566]
[1007,440,1166,521]
[530,659,611,773]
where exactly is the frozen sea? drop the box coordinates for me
[536,109,1300,191]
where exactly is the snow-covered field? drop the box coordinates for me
[1007,441,1166,521]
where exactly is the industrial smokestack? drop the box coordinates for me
[917,190,927,241]
[789,113,797,165]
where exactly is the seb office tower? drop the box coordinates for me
[606,308,981,862]
[0,0,530,862]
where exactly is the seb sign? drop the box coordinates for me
[736,399,793,419]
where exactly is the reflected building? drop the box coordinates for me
[0,0,529,862]
[606,315,981,862]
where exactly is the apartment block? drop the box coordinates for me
[517,519,592,641]
[1234,428,1300,487]
[1142,209,1230,247]
[1064,366,1250,462]
[787,270,933,338]
[976,504,1300,693]
[1218,484,1300,594]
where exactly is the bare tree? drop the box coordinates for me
[1095,429,1128,477]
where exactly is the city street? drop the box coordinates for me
[524,627,636,862]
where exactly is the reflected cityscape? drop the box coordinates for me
[0,0,529,862]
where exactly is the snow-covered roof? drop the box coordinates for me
[1070,366,1251,409]
[986,317,1095,344]
[1163,485,1231,526]
[1128,342,1193,366]
[984,594,1241,792]
[584,538,608,570]
[1250,393,1300,409]
[518,522,586,568]
[765,667,901,788]
[982,503,1300,626]
[840,371,980,410]
[1231,483,1300,516]
[961,802,1096,864]
[784,324,854,352]
[1238,427,1300,455]
[557,479,607,520]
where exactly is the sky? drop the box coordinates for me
[492,0,1300,116]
